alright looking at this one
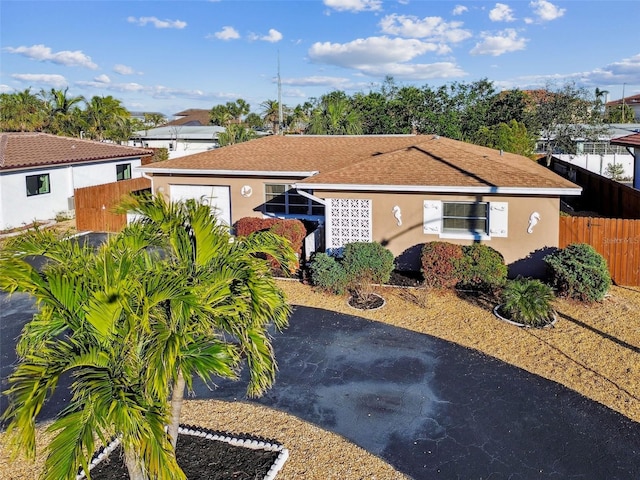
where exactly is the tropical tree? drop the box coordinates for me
[0,88,47,132]
[307,91,362,135]
[226,98,250,123]
[245,112,264,129]
[39,87,85,136]
[217,123,257,146]
[117,195,297,450]
[260,99,281,134]
[83,95,131,141]
[143,112,167,129]
[0,228,187,480]
[474,120,536,158]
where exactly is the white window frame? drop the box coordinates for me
[423,200,508,240]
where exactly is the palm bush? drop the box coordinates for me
[501,277,556,327]
[544,243,611,302]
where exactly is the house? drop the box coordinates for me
[537,123,640,180]
[165,109,212,126]
[610,132,640,189]
[138,134,582,275]
[0,132,152,231]
[606,94,640,121]
[130,125,226,159]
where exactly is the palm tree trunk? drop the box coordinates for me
[168,370,186,450]
[124,447,147,480]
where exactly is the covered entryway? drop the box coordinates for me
[170,185,231,226]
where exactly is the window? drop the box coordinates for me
[424,200,508,239]
[26,174,50,196]
[264,184,324,216]
[116,163,132,181]
[442,202,488,235]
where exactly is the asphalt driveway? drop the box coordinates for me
[2,290,639,479]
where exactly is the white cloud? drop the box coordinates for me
[3,44,97,69]
[11,73,68,88]
[280,75,353,89]
[213,26,240,40]
[323,0,382,12]
[308,37,466,80]
[249,29,283,43]
[379,14,472,43]
[127,16,187,29]
[452,5,468,16]
[489,3,516,22]
[470,29,527,56]
[0,84,14,93]
[94,74,111,83]
[528,0,565,22]
[113,64,137,75]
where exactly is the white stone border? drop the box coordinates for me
[76,426,289,480]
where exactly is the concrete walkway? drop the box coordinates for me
[2,294,639,479]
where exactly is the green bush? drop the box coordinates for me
[456,244,507,292]
[342,242,395,285]
[501,277,555,327]
[544,243,611,302]
[420,242,464,289]
[308,252,348,295]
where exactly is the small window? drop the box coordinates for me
[116,163,132,181]
[442,202,488,235]
[26,174,50,196]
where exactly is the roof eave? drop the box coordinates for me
[294,183,583,196]
[138,167,319,177]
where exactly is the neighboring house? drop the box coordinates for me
[139,134,581,275]
[0,132,152,231]
[130,125,226,159]
[606,94,640,121]
[610,132,640,189]
[536,123,640,180]
[165,109,212,127]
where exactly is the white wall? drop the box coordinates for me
[554,153,634,179]
[72,158,143,188]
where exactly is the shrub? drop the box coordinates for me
[234,217,278,237]
[456,244,507,292]
[420,242,464,289]
[501,277,555,327]
[544,243,611,302]
[308,252,348,295]
[270,219,306,257]
[342,242,395,299]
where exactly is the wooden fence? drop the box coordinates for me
[75,177,151,232]
[550,158,640,219]
[559,216,640,286]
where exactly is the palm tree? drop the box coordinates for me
[118,195,297,449]
[0,228,187,480]
[226,98,250,123]
[39,87,85,136]
[209,104,233,126]
[217,123,257,146]
[307,92,363,135]
[84,95,130,141]
[260,99,281,134]
[0,88,47,132]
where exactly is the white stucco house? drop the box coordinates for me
[130,126,226,159]
[0,132,152,231]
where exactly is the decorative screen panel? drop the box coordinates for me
[326,198,372,252]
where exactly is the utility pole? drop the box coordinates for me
[278,51,283,135]
[622,83,626,123]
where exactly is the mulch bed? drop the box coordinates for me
[85,431,282,480]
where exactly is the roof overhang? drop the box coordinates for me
[294,183,583,196]
[137,167,319,178]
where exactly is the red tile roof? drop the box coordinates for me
[610,132,640,148]
[0,132,153,171]
[142,134,579,192]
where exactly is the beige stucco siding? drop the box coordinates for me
[150,174,308,222]
[319,190,560,272]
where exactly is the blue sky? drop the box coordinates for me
[2,0,639,118]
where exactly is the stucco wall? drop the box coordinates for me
[149,174,562,277]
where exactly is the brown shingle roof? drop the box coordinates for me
[0,132,153,171]
[142,134,579,192]
[165,109,212,126]
[610,132,640,148]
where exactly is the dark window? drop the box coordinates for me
[442,202,488,234]
[264,184,324,216]
[116,163,132,181]
[26,174,50,196]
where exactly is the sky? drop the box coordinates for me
[1,0,639,118]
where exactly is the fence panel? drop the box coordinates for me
[75,177,151,232]
[559,216,640,286]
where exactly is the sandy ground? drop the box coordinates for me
[1,221,638,479]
